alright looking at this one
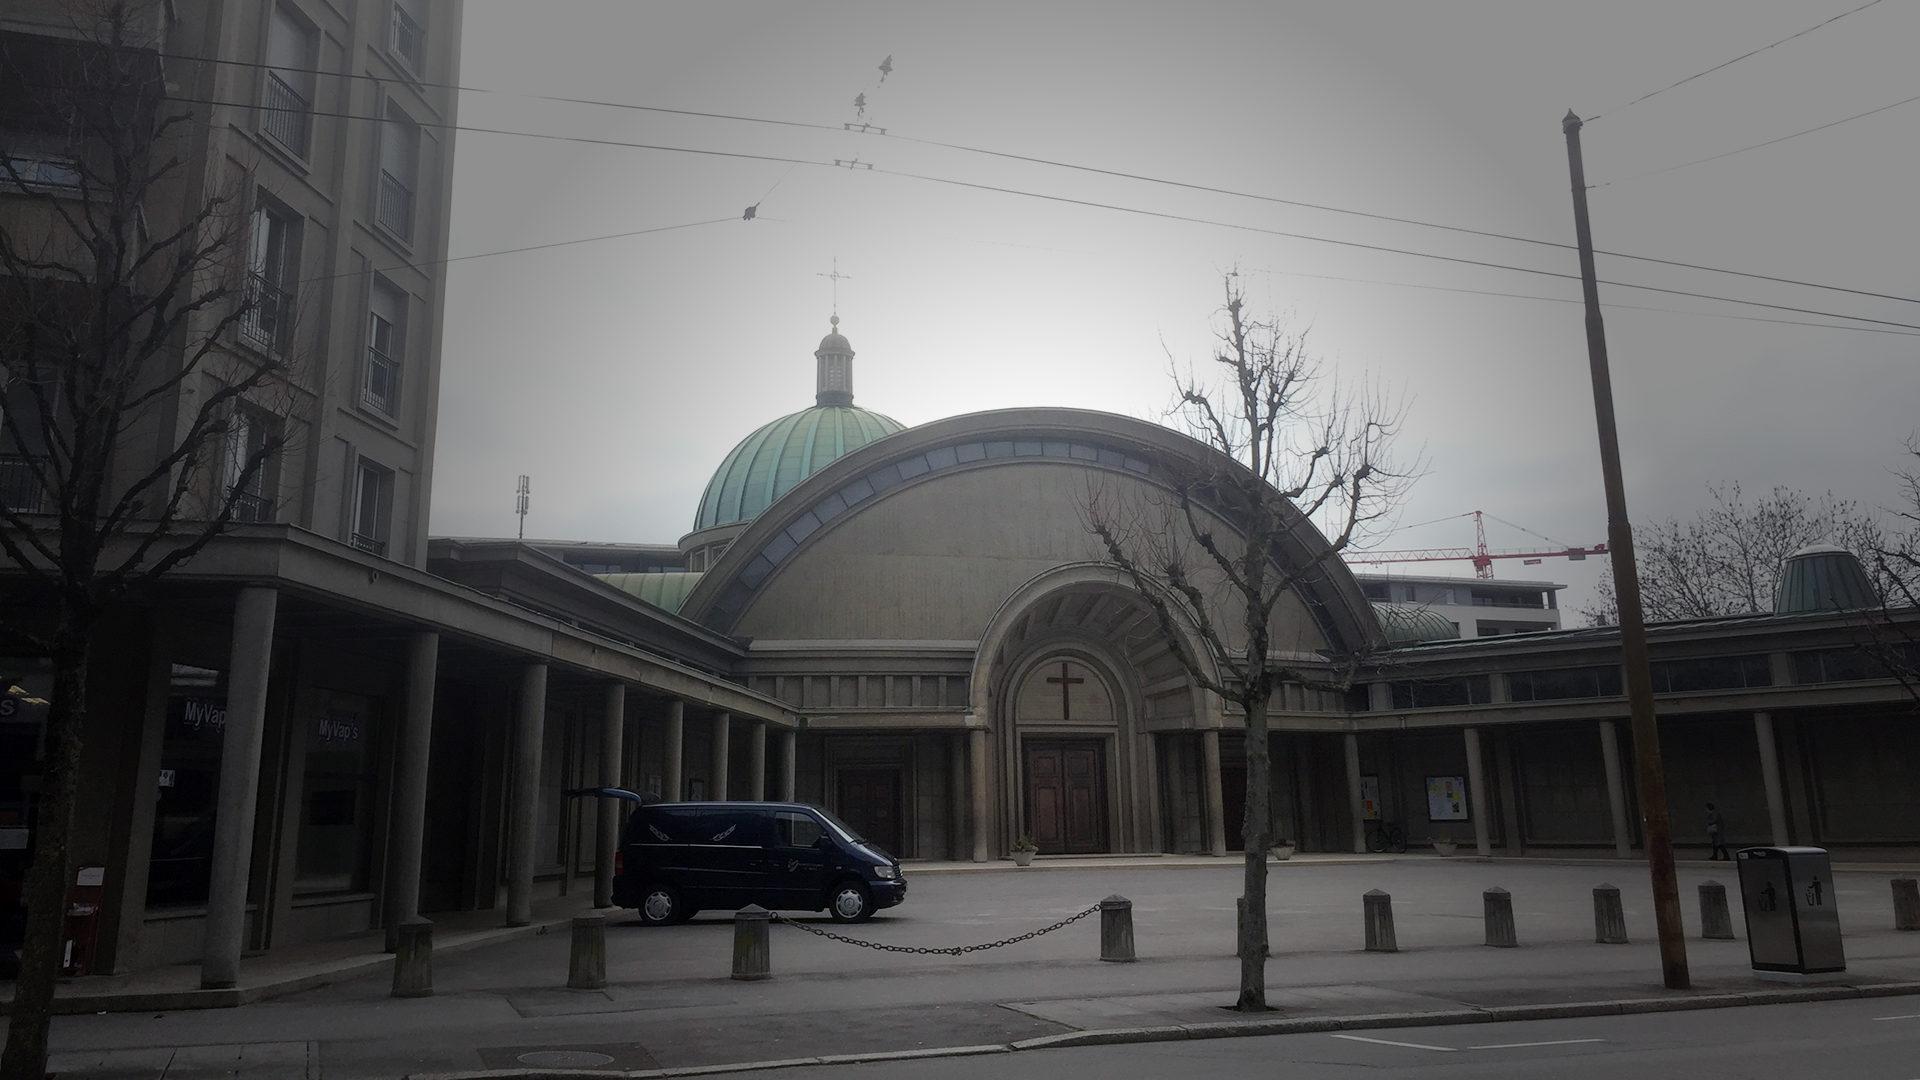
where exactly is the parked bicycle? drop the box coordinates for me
[1366,820,1408,854]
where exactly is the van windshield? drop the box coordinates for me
[812,807,867,846]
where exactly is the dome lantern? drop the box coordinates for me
[816,315,855,408]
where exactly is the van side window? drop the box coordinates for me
[774,811,824,848]
[703,810,770,846]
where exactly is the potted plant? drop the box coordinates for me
[1010,835,1038,867]
[1430,835,1459,857]
[1268,838,1296,861]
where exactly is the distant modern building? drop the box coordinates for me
[1354,572,1565,637]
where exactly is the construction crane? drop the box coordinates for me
[1344,510,1607,579]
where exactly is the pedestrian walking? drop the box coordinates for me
[1706,802,1730,860]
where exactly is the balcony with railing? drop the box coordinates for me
[391,6,425,74]
[376,170,413,241]
[1,455,50,514]
[363,344,399,415]
[230,489,271,523]
[261,71,312,156]
[242,272,292,353]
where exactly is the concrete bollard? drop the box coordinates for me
[1363,890,1397,952]
[1100,894,1135,962]
[1593,884,1628,944]
[1699,880,1735,940]
[732,905,772,981]
[390,919,433,998]
[1893,878,1920,931]
[568,914,607,989]
[1483,887,1517,948]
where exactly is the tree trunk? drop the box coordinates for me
[1233,688,1273,1011]
[1,633,89,1080]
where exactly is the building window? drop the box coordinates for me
[351,459,393,556]
[221,408,276,522]
[1508,665,1624,702]
[390,0,427,75]
[1,371,55,515]
[147,665,226,908]
[296,692,378,893]
[1389,675,1493,710]
[261,6,317,156]
[243,197,299,354]
[1650,655,1771,693]
[364,277,404,415]
[376,106,418,241]
[1,138,81,190]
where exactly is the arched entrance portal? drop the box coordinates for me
[1016,658,1114,853]
[983,576,1211,856]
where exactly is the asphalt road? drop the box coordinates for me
[722,996,1920,1080]
[38,858,1920,1079]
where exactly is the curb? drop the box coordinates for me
[7,913,585,1017]
[403,979,1920,1080]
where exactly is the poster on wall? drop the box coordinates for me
[1360,776,1381,821]
[1426,775,1469,821]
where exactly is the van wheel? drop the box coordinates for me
[828,881,872,923]
[639,885,684,926]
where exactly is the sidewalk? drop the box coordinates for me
[19,855,1920,1080]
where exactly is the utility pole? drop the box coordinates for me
[1563,111,1689,990]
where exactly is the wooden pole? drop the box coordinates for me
[1563,110,1689,989]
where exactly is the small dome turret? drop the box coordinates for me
[1775,544,1878,614]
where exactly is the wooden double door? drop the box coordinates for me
[835,767,905,858]
[1025,739,1108,854]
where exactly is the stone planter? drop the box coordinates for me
[1011,849,1035,867]
[1269,843,1296,861]
[1430,838,1459,857]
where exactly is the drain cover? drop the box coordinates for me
[517,1050,616,1068]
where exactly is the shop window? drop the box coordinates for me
[295,692,377,893]
[147,665,226,908]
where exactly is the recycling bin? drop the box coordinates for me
[1736,846,1844,975]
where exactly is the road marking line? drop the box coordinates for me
[1328,1034,1457,1052]
[1871,1013,1920,1021]
[1466,1038,1607,1050]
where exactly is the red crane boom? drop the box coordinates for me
[1344,510,1607,579]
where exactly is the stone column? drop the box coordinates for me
[1464,726,1491,857]
[1202,729,1227,857]
[779,728,797,801]
[1495,735,1525,855]
[1344,731,1366,854]
[384,631,439,950]
[595,684,626,909]
[1754,711,1790,845]
[710,712,732,801]
[663,700,684,802]
[746,720,766,801]
[969,727,990,862]
[506,663,548,926]
[1599,719,1631,858]
[949,734,968,860]
[201,586,278,989]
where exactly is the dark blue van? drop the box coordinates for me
[580,793,906,924]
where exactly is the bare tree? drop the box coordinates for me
[1,5,295,1075]
[1578,483,1889,625]
[1085,278,1409,1012]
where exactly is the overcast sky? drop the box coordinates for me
[431,1,1919,617]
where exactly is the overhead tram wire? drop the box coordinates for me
[1249,268,1920,339]
[123,54,1920,309]
[1605,88,1920,183]
[295,216,739,288]
[134,91,1920,334]
[876,166,1920,333]
[1586,0,1887,122]
[857,126,1920,307]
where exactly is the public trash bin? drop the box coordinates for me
[1736,846,1844,976]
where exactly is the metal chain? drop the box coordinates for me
[769,903,1101,956]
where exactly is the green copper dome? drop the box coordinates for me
[693,318,905,531]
